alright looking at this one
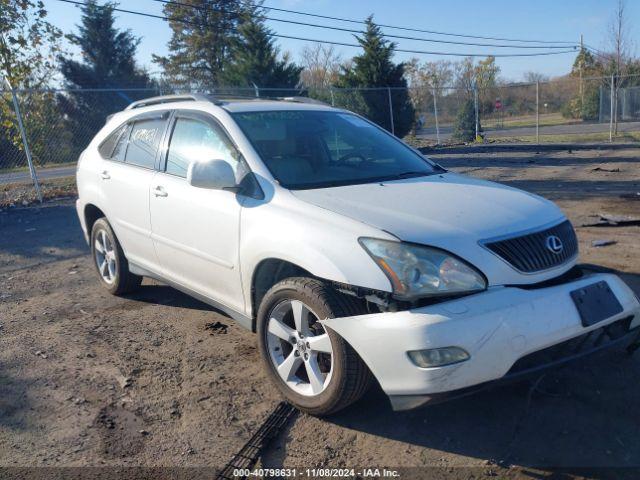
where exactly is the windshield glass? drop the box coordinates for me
[232,110,440,189]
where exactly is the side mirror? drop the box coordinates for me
[187,159,239,191]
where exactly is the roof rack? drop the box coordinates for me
[124,93,333,111]
[278,96,330,106]
[125,93,214,110]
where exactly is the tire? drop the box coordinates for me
[90,217,142,295]
[257,277,372,416]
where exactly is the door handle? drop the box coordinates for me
[153,186,168,197]
[100,170,110,180]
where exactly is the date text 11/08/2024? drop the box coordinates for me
[232,468,401,477]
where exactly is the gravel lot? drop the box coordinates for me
[1,146,639,478]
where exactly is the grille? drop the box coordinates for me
[483,220,578,273]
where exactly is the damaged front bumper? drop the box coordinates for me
[321,270,640,411]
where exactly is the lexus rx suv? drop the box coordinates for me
[76,94,640,415]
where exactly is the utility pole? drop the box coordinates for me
[474,84,479,141]
[579,34,584,106]
[536,81,540,144]
[432,87,440,145]
[610,74,615,142]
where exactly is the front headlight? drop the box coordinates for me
[359,238,487,300]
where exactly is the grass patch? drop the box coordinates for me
[492,131,640,144]
[0,161,76,174]
[0,176,77,208]
[484,112,580,129]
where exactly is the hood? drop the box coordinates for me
[291,173,570,285]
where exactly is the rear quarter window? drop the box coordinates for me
[98,124,130,160]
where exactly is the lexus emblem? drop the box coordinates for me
[545,235,564,254]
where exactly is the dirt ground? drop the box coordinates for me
[1,146,639,479]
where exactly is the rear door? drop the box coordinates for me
[148,110,246,313]
[98,111,169,271]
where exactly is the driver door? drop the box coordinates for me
[149,111,246,313]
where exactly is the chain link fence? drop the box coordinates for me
[2,74,640,200]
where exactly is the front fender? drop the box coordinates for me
[239,195,394,317]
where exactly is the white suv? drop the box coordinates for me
[76,94,640,415]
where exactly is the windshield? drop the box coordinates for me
[232,110,440,189]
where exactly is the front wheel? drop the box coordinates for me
[256,277,372,416]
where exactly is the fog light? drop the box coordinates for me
[408,347,470,368]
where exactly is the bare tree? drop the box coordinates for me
[608,0,634,133]
[523,71,549,84]
[299,44,342,89]
[405,59,454,115]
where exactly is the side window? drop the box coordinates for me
[124,118,165,169]
[111,124,131,162]
[98,124,129,161]
[165,116,243,179]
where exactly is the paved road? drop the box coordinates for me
[0,165,76,185]
[419,119,640,141]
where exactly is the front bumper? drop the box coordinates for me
[321,271,640,410]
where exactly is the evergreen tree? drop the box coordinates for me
[562,47,603,120]
[571,47,600,77]
[154,0,259,88]
[336,16,414,137]
[58,0,153,150]
[452,99,480,142]
[222,17,302,90]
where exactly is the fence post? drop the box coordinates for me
[609,74,614,142]
[536,81,540,144]
[432,87,440,145]
[598,85,603,123]
[387,87,395,135]
[4,77,43,203]
[329,88,335,107]
[473,85,479,140]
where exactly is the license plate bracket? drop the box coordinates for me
[570,281,623,327]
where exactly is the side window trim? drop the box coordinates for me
[155,110,176,172]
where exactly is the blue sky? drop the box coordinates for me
[42,0,639,82]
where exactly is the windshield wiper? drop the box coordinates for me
[383,171,434,181]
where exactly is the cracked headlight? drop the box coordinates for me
[359,238,487,300]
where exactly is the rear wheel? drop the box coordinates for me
[90,218,142,295]
[257,277,372,415]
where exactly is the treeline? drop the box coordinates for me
[1,0,416,169]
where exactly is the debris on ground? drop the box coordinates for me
[592,239,617,248]
[204,321,228,335]
[34,350,48,359]
[217,402,298,477]
[181,446,196,456]
[591,167,620,173]
[116,375,132,389]
[580,215,640,228]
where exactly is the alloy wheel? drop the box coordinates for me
[266,299,333,396]
[94,229,117,284]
